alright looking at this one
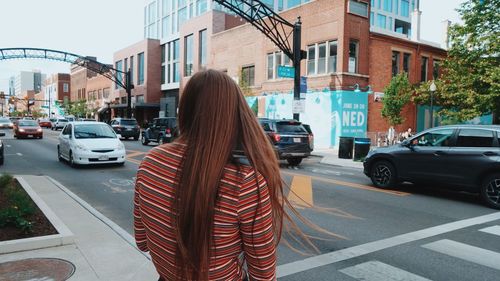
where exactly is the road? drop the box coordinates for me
[1,127,500,281]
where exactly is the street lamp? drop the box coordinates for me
[429,81,437,128]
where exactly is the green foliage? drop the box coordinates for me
[0,174,14,190]
[381,73,413,126]
[417,0,500,123]
[0,176,36,234]
[63,100,88,118]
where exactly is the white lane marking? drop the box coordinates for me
[277,211,500,278]
[6,145,11,147]
[479,225,500,237]
[340,261,432,281]
[16,153,23,156]
[422,239,500,270]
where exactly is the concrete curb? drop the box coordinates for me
[45,176,152,261]
[0,177,75,254]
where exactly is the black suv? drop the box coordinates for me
[364,125,500,209]
[141,117,178,145]
[258,118,312,166]
[110,118,141,140]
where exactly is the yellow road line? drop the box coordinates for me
[288,175,313,208]
[282,170,410,196]
[127,158,142,165]
[126,151,146,158]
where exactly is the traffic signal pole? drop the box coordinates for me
[126,70,133,118]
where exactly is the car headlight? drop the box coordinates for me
[19,129,25,132]
[37,128,42,132]
[74,142,89,151]
[116,142,125,151]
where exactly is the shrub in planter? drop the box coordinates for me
[0,174,36,234]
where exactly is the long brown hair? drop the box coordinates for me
[174,70,310,280]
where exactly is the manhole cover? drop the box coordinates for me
[0,258,75,281]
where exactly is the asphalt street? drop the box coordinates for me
[1,127,499,281]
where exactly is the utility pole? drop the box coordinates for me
[292,18,303,121]
[125,70,134,118]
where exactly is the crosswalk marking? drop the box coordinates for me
[422,239,500,270]
[340,261,432,281]
[479,225,500,237]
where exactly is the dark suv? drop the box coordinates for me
[364,125,500,209]
[141,117,178,145]
[110,118,140,140]
[258,118,312,166]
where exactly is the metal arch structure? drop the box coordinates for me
[213,0,306,120]
[0,48,134,118]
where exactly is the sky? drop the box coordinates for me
[0,0,464,93]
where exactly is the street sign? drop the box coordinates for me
[292,100,306,114]
[41,105,49,109]
[277,65,295,78]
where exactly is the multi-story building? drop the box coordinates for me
[86,72,112,122]
[40,74,71,117]
[13,70,46,97]
[112,39,162,125]
[70,57,105,102]
[136,0,447,147]
[8,77,15,96]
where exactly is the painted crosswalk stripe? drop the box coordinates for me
[340,261,432,281]
[422,239,500,270]
[479,225,500,237]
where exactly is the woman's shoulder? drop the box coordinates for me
[141,142,186,168]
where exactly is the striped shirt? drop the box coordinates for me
[134,143,277,280]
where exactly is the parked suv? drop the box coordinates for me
[141,117,178,145]
[258,118,312,166]
[364,125,500,209]
[51,118,69,131]
[110,118,140,140]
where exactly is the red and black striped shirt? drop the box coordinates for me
[134,143,276,280]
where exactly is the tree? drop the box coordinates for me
[381,73,413,126]
[415,0,500,123]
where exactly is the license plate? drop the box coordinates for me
[98,155,109,161]
[28,135,33,138]
[293,138,301,143]
[165,134,172,138]
[127,128,132,131]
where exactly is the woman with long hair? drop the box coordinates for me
[134,69,308,280]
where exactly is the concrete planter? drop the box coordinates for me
[0,177,74,254]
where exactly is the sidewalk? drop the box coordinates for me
[0,175,158,281]
[311,148,364,169]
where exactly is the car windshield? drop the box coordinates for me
[74,124,116,139]
[276,122,307,133]
[120,119,137,125]
[18,120,38,126]
[0,118,10,123]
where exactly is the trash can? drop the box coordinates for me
[354,138,371,161]
[338,137,354,159]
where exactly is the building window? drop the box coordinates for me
[63,83,69,93]
[173,39,180,82]
[392,51,400,77]
[115,60,123,89]
[267,53,274,80]
[103,88,110,99]
[162,0,170,16]
[129,56,134,85]
[395,19,411,35]
[403,53,411,73]
[421,56,428,82]
[197,0,208,15]
[370,12,374,26]
[349,40,358,73]
[307,45,316,75]
[395,0,399,14]
[377,14,387,29]
[161,44,166,63]
[199,29,207,69]
[317,43,326,75]
[161,65,166,84]
[401,0,409,17]
[241,65,255,87]
[328,41,338,73]
[274,51,282,79]
[184,34,193,76]
[433,59,440,79]
[138,53,145,85]
[348,0,369,17]
[98,89,102,100]
[137,95,145,104]
[383,0,393,12]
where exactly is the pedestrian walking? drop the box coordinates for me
[133,70,313,281]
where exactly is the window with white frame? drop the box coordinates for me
[266,51,293,80]
[349,40,359,73]
[307,40,338,76]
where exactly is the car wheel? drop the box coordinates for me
[370,160,397,188]
[480,173,500,209]
[117,162,125,167]
[57,146,63,162]
[287,158,303,166]
[141,135,149,145]
[134,136,139,141]
[69,151,76,167]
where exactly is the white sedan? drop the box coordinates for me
[57,122,126,166]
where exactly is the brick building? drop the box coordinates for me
[39,73,71,117]
[86,73,112,122]
[112,39,162,125]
